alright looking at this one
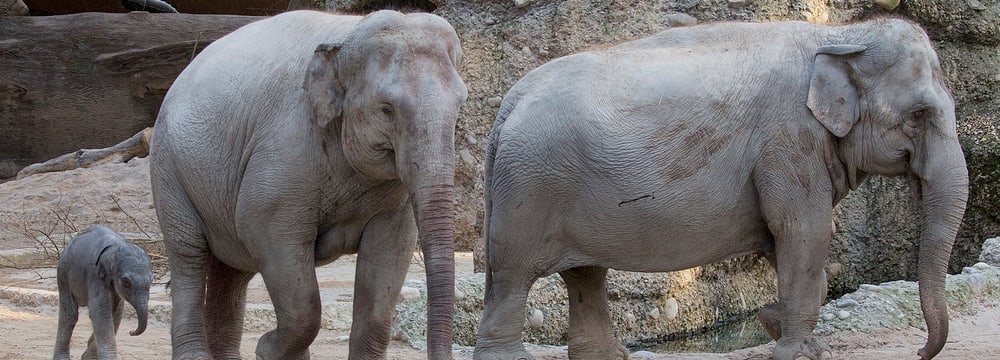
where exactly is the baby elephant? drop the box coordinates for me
[53,225,152,360]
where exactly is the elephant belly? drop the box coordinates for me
[571,195,771,273]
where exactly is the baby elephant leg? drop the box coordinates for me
[83,293,119,359]
[52,289,78,360]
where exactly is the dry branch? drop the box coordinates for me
[16,128,153,179]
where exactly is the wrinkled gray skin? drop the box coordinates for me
[53,225,152,360]
[150,10,466,360]
[0,0,28,15]
[476,19,967,360]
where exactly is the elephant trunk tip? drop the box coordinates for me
[917,332,946,360]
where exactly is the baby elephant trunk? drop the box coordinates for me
[129,298,148,336]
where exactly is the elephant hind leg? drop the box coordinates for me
[474,269,537,360]
[52,290,78,360]
[560,266,628,360]
[205,255,255,359]
[152,175,212,360]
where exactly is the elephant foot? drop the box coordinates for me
[172,351,211,360]
[568,341,629,360]
[773,337,832,360]
[473,344,533,360]
[758,304,782,341]
[80,345,98,360]
[255,330,310,360]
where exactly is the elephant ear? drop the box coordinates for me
[807,44,866,138]
[95,244,115,283]
[304,43,344,129]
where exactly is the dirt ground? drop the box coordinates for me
[1,158,999,359]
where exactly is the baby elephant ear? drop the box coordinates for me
[304,43,344,128]
[95,244,115,282]
[808,44,866,138]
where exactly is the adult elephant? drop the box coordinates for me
[475,18,967,360]
[150,10,467,360]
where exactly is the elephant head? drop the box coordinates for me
[807,19,968,359]
[97,243,154,336]
[304,10,468,356]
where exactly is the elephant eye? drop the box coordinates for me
[378,103,395,118]
[911,105,932,120]
[121,277,131,289]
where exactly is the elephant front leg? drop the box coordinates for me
[52,290,78,360]
[349,206,415,358]
[253,230,322,360]
[85,293,118,360]
[758,181,833,359]
[84,297,124,360]
[560,266,628,360]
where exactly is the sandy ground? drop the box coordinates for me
[1,158,999,359]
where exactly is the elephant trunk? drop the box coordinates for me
[412,180,456,358]
[398,108,458,359]
[129,293,149,336]
[914,134,968,359]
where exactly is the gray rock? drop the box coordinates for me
[648,307,660,320]
[459,149,476,167]
[398,286,420,302]
[836,298,859,308]
[980,238,1000,266]
[666,13,698,28]
[514,0,530,8]
[486,96,503,107]
[874,0,900,10]
[821,312,837,321]
[662,297,679,320]
[528,308,544,328]
[837,310,851,320]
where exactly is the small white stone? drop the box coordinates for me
[874,0,900,10]
[459,149,476,167]
[633,350,657,358]
[973,262,992,270]
[665,13,698,27]
[962,266,980,274]
[538,48,549,57]
[465,133,478,145]
[625,311,637,324]
[859,284,883,292]
[454,286,466,302]
[648,307,661,320]
[486,96,503,107]
[837,310,851,320]
[398,286,420,301]
[514,0,531,8]
[836,298,859,308]
[337,335,350,341]
[663,297,679,320]
[528,308,544,328]
[821,313,837,321]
